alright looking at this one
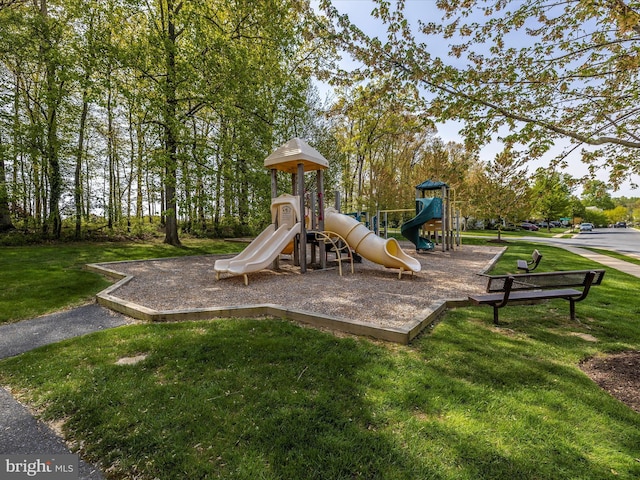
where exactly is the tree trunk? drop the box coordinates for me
[213,136,223,228]
[237,154,249,226]
[38,0,62,238]
[135,123,144,223]
[196,163,205,231]
[182,155,192,233]
[45,97,61,238]
[10,74,20,229]
[162,0,181,246]
[74,94,88,239]
[0,136,15,232]
[107,79,115,230]
[83,142,91,221]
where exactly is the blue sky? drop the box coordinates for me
[314,0,640,198]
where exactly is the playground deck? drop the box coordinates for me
[90,243,504,344]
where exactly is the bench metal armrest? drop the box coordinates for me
[495,276,515,308]
[573,271,597,302]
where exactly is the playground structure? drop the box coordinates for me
[214,138,422,284]
[400,180,458,253]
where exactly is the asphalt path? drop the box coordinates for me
[0,303,135,479]
[0,303,134,361]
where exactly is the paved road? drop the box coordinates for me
[570,227,640,256]
[525,227,640,257]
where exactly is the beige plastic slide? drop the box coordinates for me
[213,224,277,274]
[214,194,301,285]
[324,207,421,277]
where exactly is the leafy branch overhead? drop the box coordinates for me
[318,0,640,187]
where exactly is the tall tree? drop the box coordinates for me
[67,0,99,238]
[327,81,433,212]
[582,179,615,210]
[34,0,67,237]
[0,133,14,231]
[471,149,530,241]
[530,169,573,230]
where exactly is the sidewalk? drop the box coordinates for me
[0,303,136,480]
[560,245,640,278]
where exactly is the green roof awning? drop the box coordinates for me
[415,180,448,191]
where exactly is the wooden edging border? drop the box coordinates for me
[87,246,506,345]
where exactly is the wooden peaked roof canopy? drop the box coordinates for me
[264,137,329,174]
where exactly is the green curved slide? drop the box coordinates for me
[401,198,443,251]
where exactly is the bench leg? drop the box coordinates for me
[493,305,500,325]
[569,299,576,320]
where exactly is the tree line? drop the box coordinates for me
[2,0,640,245]
[0,0,326,244]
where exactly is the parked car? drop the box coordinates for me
[520,222,539,231]
[614,221,627,228]
[579,222,594,232]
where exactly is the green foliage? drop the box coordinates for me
[471,148,530,239]
[604,205,629,224]
[582,180,616,210]
[582,209,609,228]
[327,80,438,213]
[530,168,572,225]
[0,0,328,245]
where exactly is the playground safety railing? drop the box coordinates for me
[313,231,354,276]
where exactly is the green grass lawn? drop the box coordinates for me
[0,241,639,479]
[461,227,570,238]
[0,239,243,324]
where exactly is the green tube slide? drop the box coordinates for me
[400,198,443,251]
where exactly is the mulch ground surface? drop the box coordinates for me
[580,351,640,413]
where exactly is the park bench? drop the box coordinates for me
[468,269,605,325]
[517,249,542,272]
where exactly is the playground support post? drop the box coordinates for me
[297,162,306,273]
[270,169,280,270]
[289,172,300,267]
[310,188,317,266]
[317,170,326,269]
[441,185,447,252]
[457,209,461,247]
